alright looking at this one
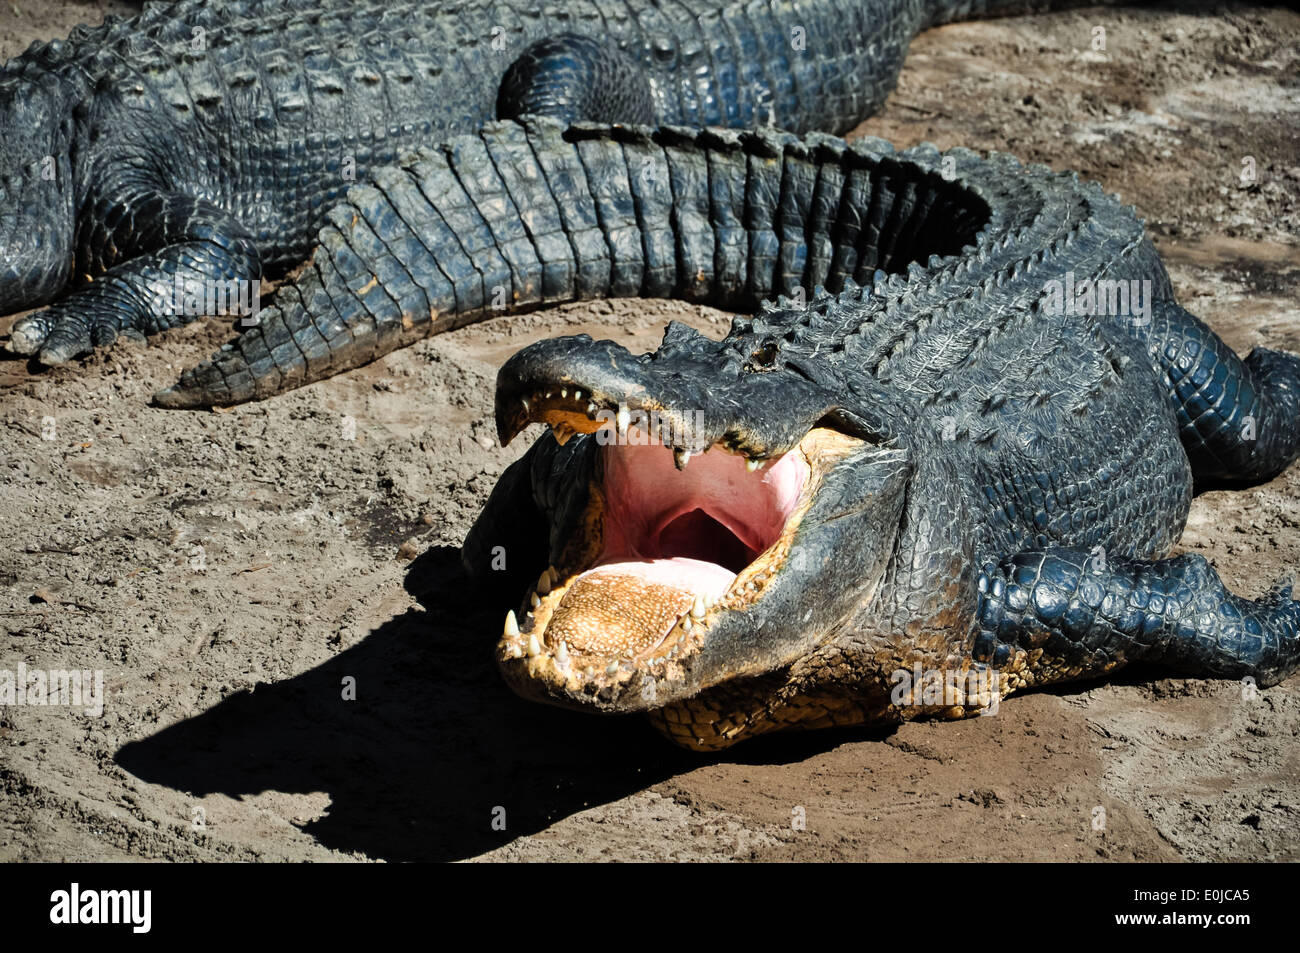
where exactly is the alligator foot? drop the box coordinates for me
[1147,300,1300,486]
[977,548,1300,689]
[8,192,260,364]
[497,33,655,126]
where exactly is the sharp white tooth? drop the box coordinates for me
[537,568,552,596]
[605,660,620,676]
[690,594,706,619]
[616,406,630,434]
[586,402,598,417]
[544,391,552,399]
[573,389,582,401]
[507,644,523,658]
[673,448,691,470]
[746,457,762,472]
[504,610,520,639]
[584,666,595,678]
[681,617,693,632]
[530,592,541,609]
[556,640,569,664]
[560,388,567,398]
[527,634,542,657]
[520,397,530,413]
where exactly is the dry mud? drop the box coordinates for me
[1,1,1297,861]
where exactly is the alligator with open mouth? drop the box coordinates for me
[407,118,1300,749]
[7,1,1295,750]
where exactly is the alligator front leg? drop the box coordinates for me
[976,548,1300,691]
[9,192,260,364]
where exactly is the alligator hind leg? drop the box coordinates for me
[1145,299,1300,485]
[976,548,1300,689]
[497,33,655,126]
[9,191,260,364]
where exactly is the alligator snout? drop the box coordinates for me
[494,322,855,465]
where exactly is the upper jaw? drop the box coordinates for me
[493,328,882,462]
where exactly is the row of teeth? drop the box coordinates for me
[499,565,723,679]
[499,388,787,684]
[520,386,586,414]
[519,388,768,472]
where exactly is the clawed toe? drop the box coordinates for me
[8,318,48,356]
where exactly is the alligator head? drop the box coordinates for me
[0,60,77,318]
[464,311,915,748]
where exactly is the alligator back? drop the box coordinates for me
[5,0,942,268]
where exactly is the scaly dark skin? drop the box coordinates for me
[1,0,1030,376]
[391,118,1300,750]
[6,3,1293,751]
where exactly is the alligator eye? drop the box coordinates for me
[748,339,778,370]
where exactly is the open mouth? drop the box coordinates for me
[498,392,865,701]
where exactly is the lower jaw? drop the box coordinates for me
[495,512,798,711]
[496,537,810,721]
[648,680,881,750]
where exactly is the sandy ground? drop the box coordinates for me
[1,1,1297,862]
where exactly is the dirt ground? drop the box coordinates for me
[1,1,1297,862]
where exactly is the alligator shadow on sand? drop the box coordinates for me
[112,542,1239,860]
[113,545,713,861]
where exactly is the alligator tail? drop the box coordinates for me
[155,116,987,408]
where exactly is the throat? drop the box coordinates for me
[642,508,758,574]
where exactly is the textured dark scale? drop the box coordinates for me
[2,0,967,365]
